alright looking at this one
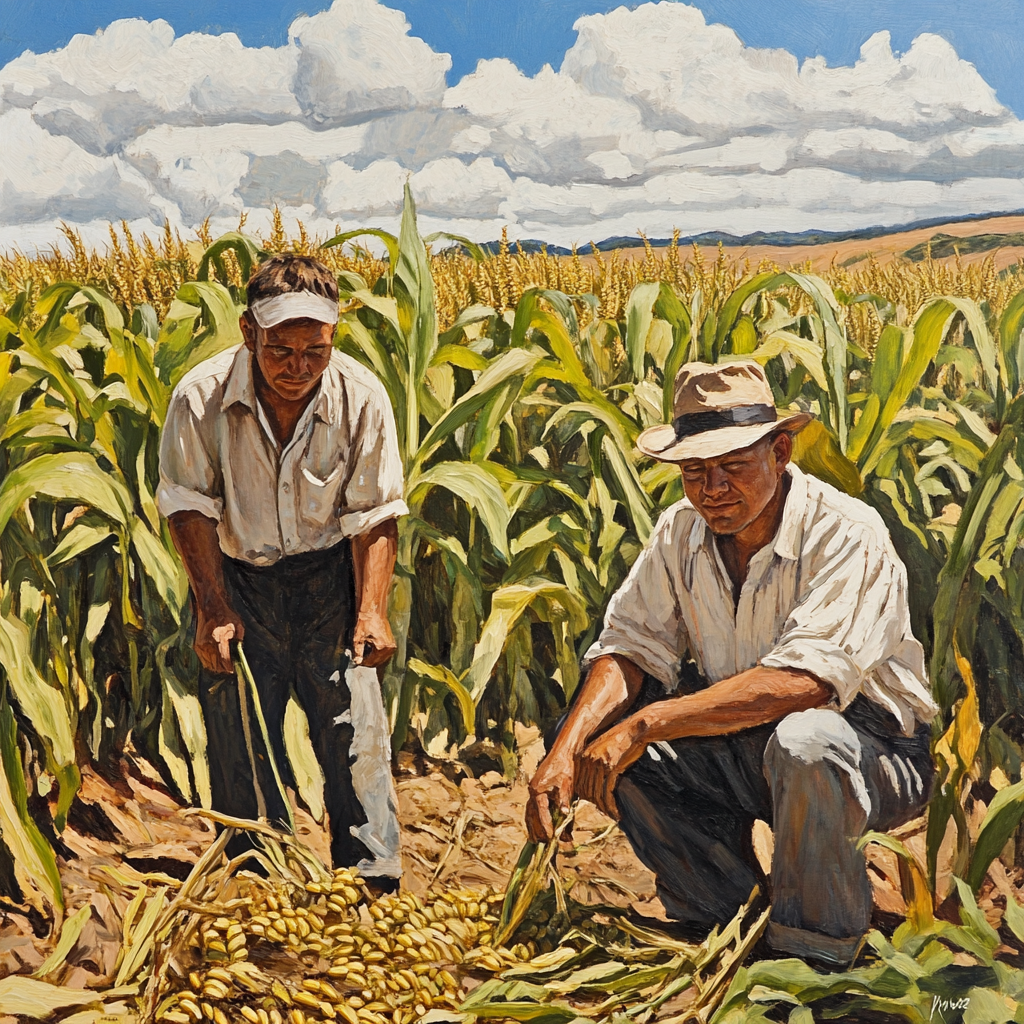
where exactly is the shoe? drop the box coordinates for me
[362,875,401,898]
[765,922,860,971]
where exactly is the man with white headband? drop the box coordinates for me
[157,254,407,885]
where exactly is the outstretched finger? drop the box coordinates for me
[600,770,620,821]
[527,793,554,843]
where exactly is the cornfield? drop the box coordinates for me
[4,188,1024,1020]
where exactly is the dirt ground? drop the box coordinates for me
[0,729,1011,996]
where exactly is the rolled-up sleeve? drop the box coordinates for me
[338,382,408,537]
[156,388,223,522]
[582,519,686,688]
[760,526,916,709]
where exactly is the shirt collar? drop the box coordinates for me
[689,463,806,562]
[220,344,336,423]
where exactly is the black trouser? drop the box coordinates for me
[551,671,932,957]
[197,542,370,868]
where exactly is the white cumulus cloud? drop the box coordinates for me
[2,0,1023,251]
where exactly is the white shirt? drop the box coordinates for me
[584,465,937,735]
[156,345,408,565]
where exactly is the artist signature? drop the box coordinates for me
[930,995,971,1021]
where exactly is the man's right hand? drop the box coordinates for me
[526,751,576,843]
[194,602,245,674]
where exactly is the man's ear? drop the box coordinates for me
[240,312,258,352]
[772,430,793,473]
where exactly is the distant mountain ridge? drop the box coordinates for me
[464,208,1024,256]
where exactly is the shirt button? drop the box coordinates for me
[282,483,290,493]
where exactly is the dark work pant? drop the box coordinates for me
[197,542,370,869]
[555,675,933,962]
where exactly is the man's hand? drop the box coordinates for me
[195,601,245,674]
[526,750,576,843]
[576,718,646,820]
[353,609,396,667]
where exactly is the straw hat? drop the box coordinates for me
[637,360,812,462]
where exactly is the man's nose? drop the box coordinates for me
[703,464,729,493]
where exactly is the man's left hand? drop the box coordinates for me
[353,609,397,667]
[576,719,646,820]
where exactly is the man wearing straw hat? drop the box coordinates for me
[526,360,937,967]
[158,254,406,885]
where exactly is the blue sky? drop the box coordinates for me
[3,0,1024,115]
[4,0,1024,247]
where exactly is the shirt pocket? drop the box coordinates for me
[300,464,345,526]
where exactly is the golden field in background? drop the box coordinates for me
[4,211,1024,357]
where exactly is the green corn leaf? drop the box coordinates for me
[130,520,186,621]
[0,702,64,912]
[600,433,653,544]
[409,659,476,735]
[153,298,201,387]
[953,877,1000,961]
[168,281,244,386]
[48,521,115,567]
[624,281,662,382]
[0,608,76,786]
[437,305,496,348]
[787,272,849,452]
[157,652,212,808]
[998,289,1024,395]
[1002,891,1024,945]
[463,579,582,704]
[431,344,489,371]
[196,232,264,285]
[336,316,407,439]
[860,298,974,476]
[872,324,906,404]
[747,330,828,389]
[790,420,863,496]
[396,183,439,456]
[408,461,511,561]
[413,348,540,475]
[967,778,1024,892]
[423,231,489,263]
[321,228,400,279]
[655,283,693,420]
[512,290,586,382]
[158,670,195,804]
[932,398,1024,700]
[0,452,132,537]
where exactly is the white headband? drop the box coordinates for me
[250,291,339,329]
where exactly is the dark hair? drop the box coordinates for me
[247,254,338,307]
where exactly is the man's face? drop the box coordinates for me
[679,432,792,536]
[241,315,334,402]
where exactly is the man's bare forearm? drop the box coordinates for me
[168,511,229,613]
[351,519,398,616]
[551,655,645,758]
[625,666,831,746]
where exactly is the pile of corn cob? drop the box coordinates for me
[155,867,543,1024]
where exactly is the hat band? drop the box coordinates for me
[672,404,777,441]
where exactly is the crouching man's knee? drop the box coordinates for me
[764,707,870,818]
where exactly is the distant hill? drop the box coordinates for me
[902,230,1024,261]
[457,209,1024,257]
